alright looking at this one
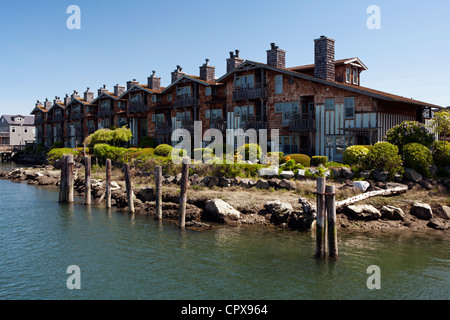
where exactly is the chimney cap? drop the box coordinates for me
[152,70,156,76]
[205,58,209,66]
[235,49,239,57]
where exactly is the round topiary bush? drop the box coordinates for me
[154,144,174,157]
[366,142,403,179]
[385,120,434,153]
[282,154,311,167]
[311,156,328,167]
[343,145,370,166]
[431,141,450,167]
[402,142,433,176]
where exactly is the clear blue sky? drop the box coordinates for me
[0,0,449,116]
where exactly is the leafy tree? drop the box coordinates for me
[84,127,132,147]
[432,109,450,140]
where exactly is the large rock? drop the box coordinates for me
[264,200,293,214]
[136,187,155,202]
[219,177,231,187]
[257,167,278,178]
[410,203,433,220]
[277,179,297,190]
[239,178,256,188]
[204,199,241,223]
[372,169,389,182]
[297,169,306,178]
[353,181,370,193]
[380,205,405,220]
[341,167,354,179]
[404,168,422,182]
[435,205,450,220]
[36,175,57,185]
[345,205,382,220]
[279,171,295,179]
[255,179,270,189]
[427,218,450,230]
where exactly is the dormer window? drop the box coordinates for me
[345,67,351,83]
[353,67,359,85]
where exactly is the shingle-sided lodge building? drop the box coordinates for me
[31,36,442,162]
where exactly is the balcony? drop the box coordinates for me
[75,128,83,137]
[289,114,316,131]
[154,123,172,136]
[233,84,267,101]
[174,95,199,108]
[239,116,267,130]
[128,101,147,113]
[70,112,84,121]
[209,119,227,132]
[98,108,114,117]
[53,114,65,122]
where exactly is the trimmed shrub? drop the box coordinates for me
[154,144,174,157]
[431,141,450,167]
[282,154,311,167]
[366,142,403,179]
[193,148,214,162]
[139,136,158,148]
[236,143,262,162]
[402,143,432,176]
[385,120,434,152]
[47,148,79,165]
[343,145,370,166]
[311,156,328,167]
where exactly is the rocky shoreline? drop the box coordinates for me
[1,165,449,232]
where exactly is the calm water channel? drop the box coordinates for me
[0,163,448,300]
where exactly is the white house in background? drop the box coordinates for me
[0,115,36,146]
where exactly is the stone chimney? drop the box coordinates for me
[53,96,62,104]
[126,79,139,90]
[84,87,94,103]
[98,84,109,97]
[266,43,286,69]
[64,94,71,106]
[199,59,215,82]
[43,98,52,110]
[226,50,244,73]
[147,70,161,91]
[171,65,185,83]
[314,35,335,81]
[114,84,125,97]
[36,100,44,109]
[71,90,80,99]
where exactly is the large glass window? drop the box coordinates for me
[344,97,355,118]
[235,75,254,89]
[275,75,283,94]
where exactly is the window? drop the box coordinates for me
[210,109,222,120]
[275,75,283,94]
[130,93,141,103]
[155,114,164,126]
[353,68,359,85]
[325,98,335,110]
[167,94,172,102]
[12,127,15,133]
[235,75,254,89]
[282,102,299,126]
[100,100,110,108]
[205,87,211,96]
[176,86,191,97]
[345,67,351,83]
[344,97,355,118]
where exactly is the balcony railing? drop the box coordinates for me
[232,84,267,101]
[98,108,114,117]
[154,124,172,136]
[53,114,64,122]
[209,120,227,132]
[0,132,9,137]
[70,112,84,120]
[128,101,147,113]
[289,114,316,131]
[239,116,267,130]
[174,95,199,108]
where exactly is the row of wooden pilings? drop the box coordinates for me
[59,155,190,229]
[59,155,338,253]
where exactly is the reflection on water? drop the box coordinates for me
[0,163,448,300]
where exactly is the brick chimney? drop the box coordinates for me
[226,50,244,73]
[266,43,286,69]
[53,96,62,104]
[43,98,52,110]
[64,94,71,106]
[126,79,139,90]
[97,84,108,97]
[71,90,80,99]
[199,59,215,82]
[84,87,94,103]
[171,65,185,83]
[314,36,335,81]
[147,70,161,91]
[114,84,125,97]
[35,100,44,109]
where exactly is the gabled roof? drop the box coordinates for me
[30,105,47,114]
[218,60,441,109]
[91,91,125,104]
[161,74,222,94]
[65,97,92,108]
[2,115,35,125]
[47,101,66,113]
[287,57,368,73]
[119,84,163,99]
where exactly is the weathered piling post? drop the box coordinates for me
[85,156,91,205]
[59,155,67,203]
[315,176,327,259]
[123,163,134,214]
[326,184,338,260]
[66,154,74,203]
[178,159,189,229]
[106,159,112,208]
[155,165,162,220]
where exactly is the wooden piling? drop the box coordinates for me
[326,185,338,260]
[85,156,91,205]
[123,163,134,214]
[66,154,74,203]
[178,159,189,229]
[106,159,112,208]
[315,177,327,259]
[59,155,67,203]
[155,165,162,220]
